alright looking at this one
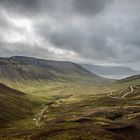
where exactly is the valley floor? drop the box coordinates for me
[0,83,140,140]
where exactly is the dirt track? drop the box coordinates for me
[107,86,134,99]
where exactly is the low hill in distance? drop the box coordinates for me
[110,74,140,90]
[117,74,140,86]
[117,74,140,84]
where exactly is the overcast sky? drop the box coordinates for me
[0,0,140,70]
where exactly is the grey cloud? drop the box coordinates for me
[0,0,113,18]
[0,10,29,43]
[0,41,54,59]
[72,0,113,16]
[0,10,13,29]
[46,28,117,61]
[0,0,140,70]
[0,0,40,17]
[0,0,73,18]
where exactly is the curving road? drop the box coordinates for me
[35,106,48,127]
[34,87,68,127]
[107,91,121,99]
[34,85,82,127]
[121,86,134,98]
[107,86,134,100]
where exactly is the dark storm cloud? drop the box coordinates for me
[0,0,72,17]
[44,26,117,61]
[0,0,140,69]
[0,0,39,17]
[0,0,112,17]
[72,0,112,16]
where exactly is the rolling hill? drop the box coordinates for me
[29,85,140,140]
[0,56,107,91]
[0,83,35,128]
[0,58,139,139]
[112,74,140,88]
[117,74,140,84]
[81,64,139,79]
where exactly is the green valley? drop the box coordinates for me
[0,56,139,140]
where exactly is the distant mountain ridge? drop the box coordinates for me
[0,56,106,88]
[10,56,94,76]
[81,64,139,78]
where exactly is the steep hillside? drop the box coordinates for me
[0,56,106,90]
[0,57,54,81]
[0,83,35,128]
[10,56,96,78]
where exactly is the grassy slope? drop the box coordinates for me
[117,74,140,86]
[0,83,139,140]
[30,85,140,140]
[0,56,108,93]
[111,74,140,90]
[1,57,140,139]
[0,83,39,128]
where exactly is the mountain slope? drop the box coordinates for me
[0,56,106,89]
[10,56,96,78]
[0,83,34,127]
